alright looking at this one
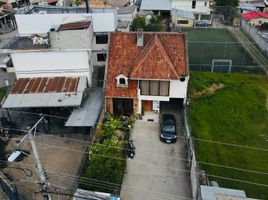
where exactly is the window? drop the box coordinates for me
[140,80,149,95]
[96,34,108,44]
[139,81,169,96]
[159,81,169,96]
[97,53,106,62]
[192,1,196,9]
[116,74,128,87]
[177,20,189,25]
[119,78,126,85]
[204,1,207,6]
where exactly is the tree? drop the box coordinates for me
[215,0,239,7]
[130,16,146,31]
[145,15,163,32]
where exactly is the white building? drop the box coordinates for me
[172,0,211,20]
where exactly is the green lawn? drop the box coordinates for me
[188,72,268,199]
[182,28,256,68]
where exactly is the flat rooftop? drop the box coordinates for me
[17,5,116,15]
[8,37,49,50]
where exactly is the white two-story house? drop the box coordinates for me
[105,31,189,116]
[172,0,212,21]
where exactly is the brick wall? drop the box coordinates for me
[105,97,113,114]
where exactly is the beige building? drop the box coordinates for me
[171,9,195,28]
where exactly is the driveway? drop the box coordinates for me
[120,111,191,200]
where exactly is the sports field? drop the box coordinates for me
[182,28,257,69]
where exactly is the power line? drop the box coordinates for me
[1,126,268,176]
[2,161,192,200]
[7,139,268,188]
[2,125,268,152]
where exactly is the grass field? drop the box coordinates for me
[183,28,256,69]
[188,72,268,199]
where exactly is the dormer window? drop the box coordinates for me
[116,74,128,87]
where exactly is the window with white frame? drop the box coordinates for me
[116,74,128,87]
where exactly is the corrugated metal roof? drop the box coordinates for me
[10,77,80,94]
[140,0,171,11]
[58,21,91,31]
[2,76,87,108]
[171,9,195,20]
[65,88,104,127]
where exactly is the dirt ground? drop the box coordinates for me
[2,133,88,200]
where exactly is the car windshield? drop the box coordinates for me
[162,125,176,134]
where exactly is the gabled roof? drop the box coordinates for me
[241,11,268,21]
[131,34,179,79]
[106,32,187,98]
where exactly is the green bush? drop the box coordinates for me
[79,115,137,194]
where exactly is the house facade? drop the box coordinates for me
[172,0,211,20]
[105,31,189,116]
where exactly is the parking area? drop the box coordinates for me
[120,99,191,200]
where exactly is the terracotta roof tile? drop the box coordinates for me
[106,32,187,98]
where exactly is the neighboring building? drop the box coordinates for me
[140,0,172,13]
[118,5,137,32]
[171,8,195,28]
[89,0,132,8]
[241,11,268,26]
[105,31,189,116]
[172,0,211,21]
[200,185,255,200]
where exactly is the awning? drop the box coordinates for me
[140,0,171,11]
[2,76,87,108]
[65,88,104,127]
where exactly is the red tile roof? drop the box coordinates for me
[58,21,91,31]
[10,77,79,94]
[106,32,187,98]
[241,11,268,21]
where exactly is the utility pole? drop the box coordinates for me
[17,116,51,200]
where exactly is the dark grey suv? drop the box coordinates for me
[160,114,177,143]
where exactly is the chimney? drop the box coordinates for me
[137,28,143,47]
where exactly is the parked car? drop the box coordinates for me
[160,114,177,143]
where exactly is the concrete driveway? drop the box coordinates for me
[120,111,191,200]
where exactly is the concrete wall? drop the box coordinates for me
[241,18,268,57]
[15,12,117,36]
[172,16,194,28]
[172,0,210,15]
[11,50,93,84]
[170,78,188,99]
[49,27,93,50]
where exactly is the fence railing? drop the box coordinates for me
[182,106,201,200]
[241,18,268,57]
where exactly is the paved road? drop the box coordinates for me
[121,112,191,200]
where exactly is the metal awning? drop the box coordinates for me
[65,88,104,127]
[2,76,87,108]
